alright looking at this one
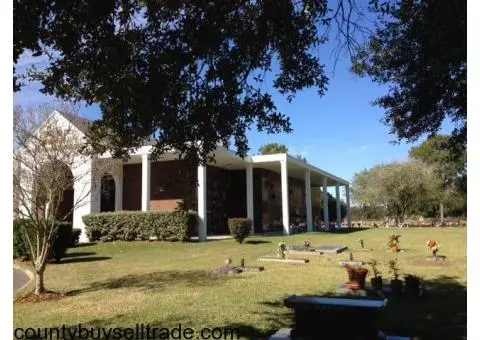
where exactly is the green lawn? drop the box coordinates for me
[14,228,466,339]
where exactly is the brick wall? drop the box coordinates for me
[122,163,142,211]
[122,160,195,212]
[255,169,323,231]
[206,166,247,234]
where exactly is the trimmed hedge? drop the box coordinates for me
[13,219,73,262]
[82,210,198,242]
[228,218,252,244]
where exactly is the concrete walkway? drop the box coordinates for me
[190,235,232,241]
[13,268,31,293]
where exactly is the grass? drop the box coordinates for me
[14,227,466,339]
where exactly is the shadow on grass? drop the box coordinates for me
[378,275,466,339]
[325,227,372,234]
[222,276,466,339]
[67,270,237,296]
[50,317,273,340]
[214,299,293,339]
[59,256,112,264]
[74,242,98,247]
[245,240,272,245]
[64,252,97,258]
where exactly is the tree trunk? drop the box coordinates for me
[439,202,444,225]
[35,268,45,295]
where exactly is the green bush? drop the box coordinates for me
[228,218,252,244]
[51,222,73,262]
[13,219,73,262]
[13,219,34,259]
[71,228,82,246]
[83,210,198,242]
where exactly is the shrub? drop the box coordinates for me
[83,210,198,242]
[71,228,82,246]
[13,219,73,262]
[13,219,34,260]
[51,222,73,262]
[228,218,252,244]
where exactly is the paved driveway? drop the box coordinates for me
[13,268,30,293]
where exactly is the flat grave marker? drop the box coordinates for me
[259,257,309,264]
[316,245,348,254]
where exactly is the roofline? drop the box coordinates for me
[98,146,349,185]
[251,153,348,185]
[286,154,349,185]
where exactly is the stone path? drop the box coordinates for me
[13,268,31,293]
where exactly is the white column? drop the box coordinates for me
[72,157,97,243]
[246,163,254,235]
[197,165,207,241]
[280,159,290,235]
[114,165,123,212]
[141,154,151,211]
[346,185,352,227]
[336,184,342,228]
[304,169,313,232]
[322,177,329,230]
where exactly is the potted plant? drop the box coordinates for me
[387,234,401,253]
[426,240,440,257]
[345,265,369,290]
[278,242,287,259]
[404,274,421,297]
[368,259,382,291]
[388,259,403,296]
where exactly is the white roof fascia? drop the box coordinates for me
[286,154,349,185]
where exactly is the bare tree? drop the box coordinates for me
[13,103,103,295]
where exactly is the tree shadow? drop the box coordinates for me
[235,276,466,339]
[378,275,466,339]
[214,299,293,339]
[67,270,237,296]
[63,252,97,258]
[324,227,371,234]
[58,256,111,264]
[74,242,97,247]
[245,240,272,245]
[49,315,190,340]
[51,315,257,340]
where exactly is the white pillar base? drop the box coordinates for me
[141,154,151,211]
[346,185,352,227]
[246,164,254,235]
[335,184,342,228]
[280,159,290,235]
[197,165,207,241]
[304,169,313,232]
[322,177,329,231]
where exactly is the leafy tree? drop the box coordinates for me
[351,204,386,220]
[352,0,466,154]
[14,0,334,165]
[258,143,288,155]
[409,135,467,221]
[351,161,431,225]
[409,135,466,191]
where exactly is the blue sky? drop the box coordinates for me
[14,35,453,185]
